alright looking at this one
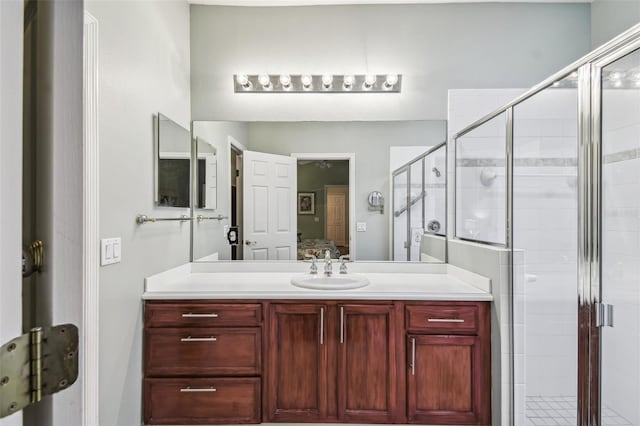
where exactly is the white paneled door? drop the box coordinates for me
[243,151,297,260]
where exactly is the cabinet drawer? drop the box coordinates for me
[406,304,478,334]
[145,302,262,328]
[145,327,262,376]
[144,377,261,425]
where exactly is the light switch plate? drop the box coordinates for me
[356,222,367,232]
[101,237,121,266]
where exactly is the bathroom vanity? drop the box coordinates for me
[142,263,493,426]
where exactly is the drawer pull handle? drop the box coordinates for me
[427,318,465,323]
[180,336,217,342]
[180,387,217,393]
[182,313,219,318]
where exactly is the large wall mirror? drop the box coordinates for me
[155,113,192,207]
[191,120,447,263]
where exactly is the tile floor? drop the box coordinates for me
[525,396,632,426]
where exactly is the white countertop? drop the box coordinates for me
[143,262,493,301]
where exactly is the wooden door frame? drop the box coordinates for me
[83,11,100,426]
[324,185,349,249]
[291,153,356,260]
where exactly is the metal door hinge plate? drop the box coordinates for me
[0,324,78,418]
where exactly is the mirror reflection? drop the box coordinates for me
[191,120,447,262]
[156,113,191,208]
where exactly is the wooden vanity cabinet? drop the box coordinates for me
[266,303,329,422]
[144,299,490,426]
[144,301,263,425]
[264,302,403,424]
[406,302,491,425]
[337,304,399,423]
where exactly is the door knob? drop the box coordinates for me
[245,240,256,246]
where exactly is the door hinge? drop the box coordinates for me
[0,324,78,418]
[595,303,614,328]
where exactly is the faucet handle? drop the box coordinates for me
[339,255,349,274]
[305,254,318,274]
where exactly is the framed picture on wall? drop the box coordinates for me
[298,192,315,215]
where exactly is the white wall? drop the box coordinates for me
[192,121,249,260]
[591,0,640,48]
[83,1,191,425]
[190,3,591,122]
[0,2,23,426]
[247,120,446,260]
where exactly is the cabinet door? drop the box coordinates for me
[266,303,328,421]
[337,304,398,423]
[407,334,487,425]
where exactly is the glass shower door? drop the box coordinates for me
[393,170,409,261]
[599,47,640,426]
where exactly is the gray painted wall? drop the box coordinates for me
[84,1,191,425]
[297,161,350,240]
[248,120,445,260]
[190,3,591,121]
[591,0,640,48]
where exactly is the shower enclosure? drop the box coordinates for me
[392,142,446,261]
[452,24,640,426]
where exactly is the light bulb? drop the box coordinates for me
[631,71,640,81]
[322,74,333,89]
[363,74,376,90]
[279,74,291,89]
[609,71,624,81]
[301,74,313,89]
[384,74,398,90]
[343,74,354,90]
[612,79,623,88]
[552,81,560,87]
[258,74,272,89]
[570,71,578,79]
[236,74,251,89]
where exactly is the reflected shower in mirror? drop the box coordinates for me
[191,120,447,263]
[156,113,191,208]
[392,143,446,262]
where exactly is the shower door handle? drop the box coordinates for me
[595,303,614,328]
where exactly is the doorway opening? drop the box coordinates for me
[230,145,243,260]
[293,153,355,260]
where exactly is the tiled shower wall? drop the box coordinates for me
[601,87,640,426]
[512,88,579,425]
[449,88,579,425]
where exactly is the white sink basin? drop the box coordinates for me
[290,274,370,290]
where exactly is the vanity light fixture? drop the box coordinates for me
[233,74,402,93]
[258,74,272,90]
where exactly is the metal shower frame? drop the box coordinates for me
[450,23,640,426]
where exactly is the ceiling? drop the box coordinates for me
[190,0,590,5]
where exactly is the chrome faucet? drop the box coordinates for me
[324,250,332,276]
[306,254,318,274]
[339,255,349,274]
